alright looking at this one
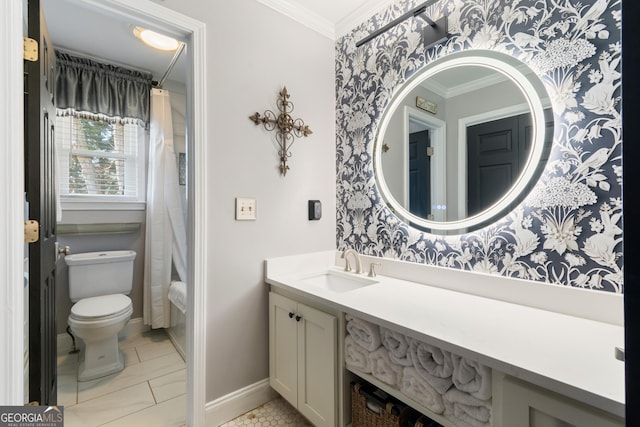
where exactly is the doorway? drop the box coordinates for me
[403,107,446,222]
[2,0,208,424]
[408,129,431,219]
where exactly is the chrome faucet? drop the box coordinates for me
[341,249,363,274]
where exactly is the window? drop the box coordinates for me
[56,111,146,208]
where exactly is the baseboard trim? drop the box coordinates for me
[57,317,149,355]
[120,317,150,339]
[205,379,278,426]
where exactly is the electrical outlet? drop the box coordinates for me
[235,197,256,220]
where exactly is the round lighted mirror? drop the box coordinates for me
[374,50,552,234]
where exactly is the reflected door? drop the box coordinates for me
[467,114,530,216]
[409,130,431,219]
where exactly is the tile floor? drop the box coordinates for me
[57,328,187,427]
[219,398,313,427]
[58,328,310,426]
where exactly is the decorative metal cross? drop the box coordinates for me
[249,87,312,176]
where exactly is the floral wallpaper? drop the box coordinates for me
[336,0,623,292]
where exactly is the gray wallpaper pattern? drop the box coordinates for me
[336,0,622,292]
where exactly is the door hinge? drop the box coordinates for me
[24,220,39,243]
[23,37,38,62]
[426,147,434,157]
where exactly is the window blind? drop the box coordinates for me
[56,113,140,199]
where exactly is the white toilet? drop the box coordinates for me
[65,250,136,381]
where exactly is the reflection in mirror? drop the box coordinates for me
[374,51,552,234]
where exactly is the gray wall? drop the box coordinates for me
[55,220,145,335]
[54,82,187,335]
[148,0,337,403]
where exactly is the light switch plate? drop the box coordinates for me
[235,197,256,220]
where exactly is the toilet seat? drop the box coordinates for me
[71,294,132,321]
[67,293,133,382]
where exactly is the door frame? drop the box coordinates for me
[1,1,208,425]
[402,106,446,221]
[0,0,27,406]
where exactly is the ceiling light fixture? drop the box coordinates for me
[133,26,180,51]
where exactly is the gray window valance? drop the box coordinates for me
[55,51,153,126]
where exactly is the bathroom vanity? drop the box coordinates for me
[265,251,625,427]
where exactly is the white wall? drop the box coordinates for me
[150,0,337,403]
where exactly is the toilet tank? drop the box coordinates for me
[65,250,136,302]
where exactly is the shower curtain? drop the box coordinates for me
[143,88,187,329]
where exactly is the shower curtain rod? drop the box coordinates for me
[355,0,440,47]
[155,42,186,89]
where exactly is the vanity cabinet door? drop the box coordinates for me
[498,376,624,427]
[297,302,337,427]
[269,293,299,405]
[269,292,337,427]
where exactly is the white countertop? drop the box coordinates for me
[265,251,625,418]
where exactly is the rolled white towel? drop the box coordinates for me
[345,335,372,374]
[409,339,454,394]
[451,354,492,400]
[443,387,491,427]
[369,347,403,388]
[400,367,445,415]
[168,281,187,314]
[346,315,381,351]
[380,327,412,366]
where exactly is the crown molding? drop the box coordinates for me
[256,0,395,40]
[422,71,510,99]
[335,0,396,38]
[256,0,335,39]
[420,63,535,99]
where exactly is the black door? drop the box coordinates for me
[622,1,639,422]
[467,114,527,216]
[25,0,58,405]
[467,111,554,217]
[409,130,431,218]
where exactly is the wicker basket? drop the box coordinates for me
[351,382,412,427]
[414,415,444,427]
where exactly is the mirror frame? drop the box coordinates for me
[373,50,547,233]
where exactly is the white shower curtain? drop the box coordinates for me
[143,88,187,329]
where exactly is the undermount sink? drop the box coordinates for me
[298,270,378,293]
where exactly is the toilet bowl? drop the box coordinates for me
[68,294,133,381]
[65,250,136,382]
